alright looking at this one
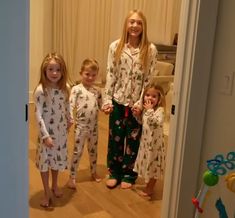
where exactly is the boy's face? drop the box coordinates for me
[81,68,97,87]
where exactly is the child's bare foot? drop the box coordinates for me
[91,173,102,182]
[106,178,118,188]
[51,187,63,198]
[137,189,153,198]
[40,196,52,208]
[67,178,77,190]
[120,181,133,189]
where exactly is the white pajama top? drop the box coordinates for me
[103,39,158,107]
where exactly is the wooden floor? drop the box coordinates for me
[29,103,163,218]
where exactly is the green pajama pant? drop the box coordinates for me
[107,100,142,184]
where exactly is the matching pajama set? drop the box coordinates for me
[69,83,102,179]
[34,84,70,172]
[103,39,158,183]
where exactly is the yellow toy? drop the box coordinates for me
[225,172,235,193]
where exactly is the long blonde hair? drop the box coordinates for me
[35,52,70,100]
[115,9,150,68]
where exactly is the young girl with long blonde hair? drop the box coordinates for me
[34,52,71,207]
[102,9,158,189]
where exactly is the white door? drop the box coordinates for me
[0,0,29,217]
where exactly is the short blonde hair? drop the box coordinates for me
[80,58,99,74]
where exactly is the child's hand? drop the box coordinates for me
[132,105,142,116]
[102,104,113,114]
[143,100,154,110]
[43,136,54,148]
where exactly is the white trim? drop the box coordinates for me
[29,91,34,103]
[162,0,219,217]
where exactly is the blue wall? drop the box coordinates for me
[0,0,29,217]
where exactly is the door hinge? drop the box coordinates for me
[171,104,175,115]
[25,104,28,122]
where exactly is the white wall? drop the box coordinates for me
[29,0,53,102]
[199,1,235,217]
[0,0,28,218]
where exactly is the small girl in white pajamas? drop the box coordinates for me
[67,58,102,189]
[133,83,166,197]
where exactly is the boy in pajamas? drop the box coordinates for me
[67,58,102,189]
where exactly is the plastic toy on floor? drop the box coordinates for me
[192,170,219,216]
[192,151,235,217]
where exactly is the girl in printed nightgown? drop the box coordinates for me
[133,83,166,197]
[67,58,102,189]
[34,52,72,207]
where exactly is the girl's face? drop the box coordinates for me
[81,68,97,87]
[45,59,62,87]
[127,13,143,38]
[144,88,160,108]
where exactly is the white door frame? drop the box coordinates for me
[162,0,219,217]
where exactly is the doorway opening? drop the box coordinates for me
[28,1,182,217]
